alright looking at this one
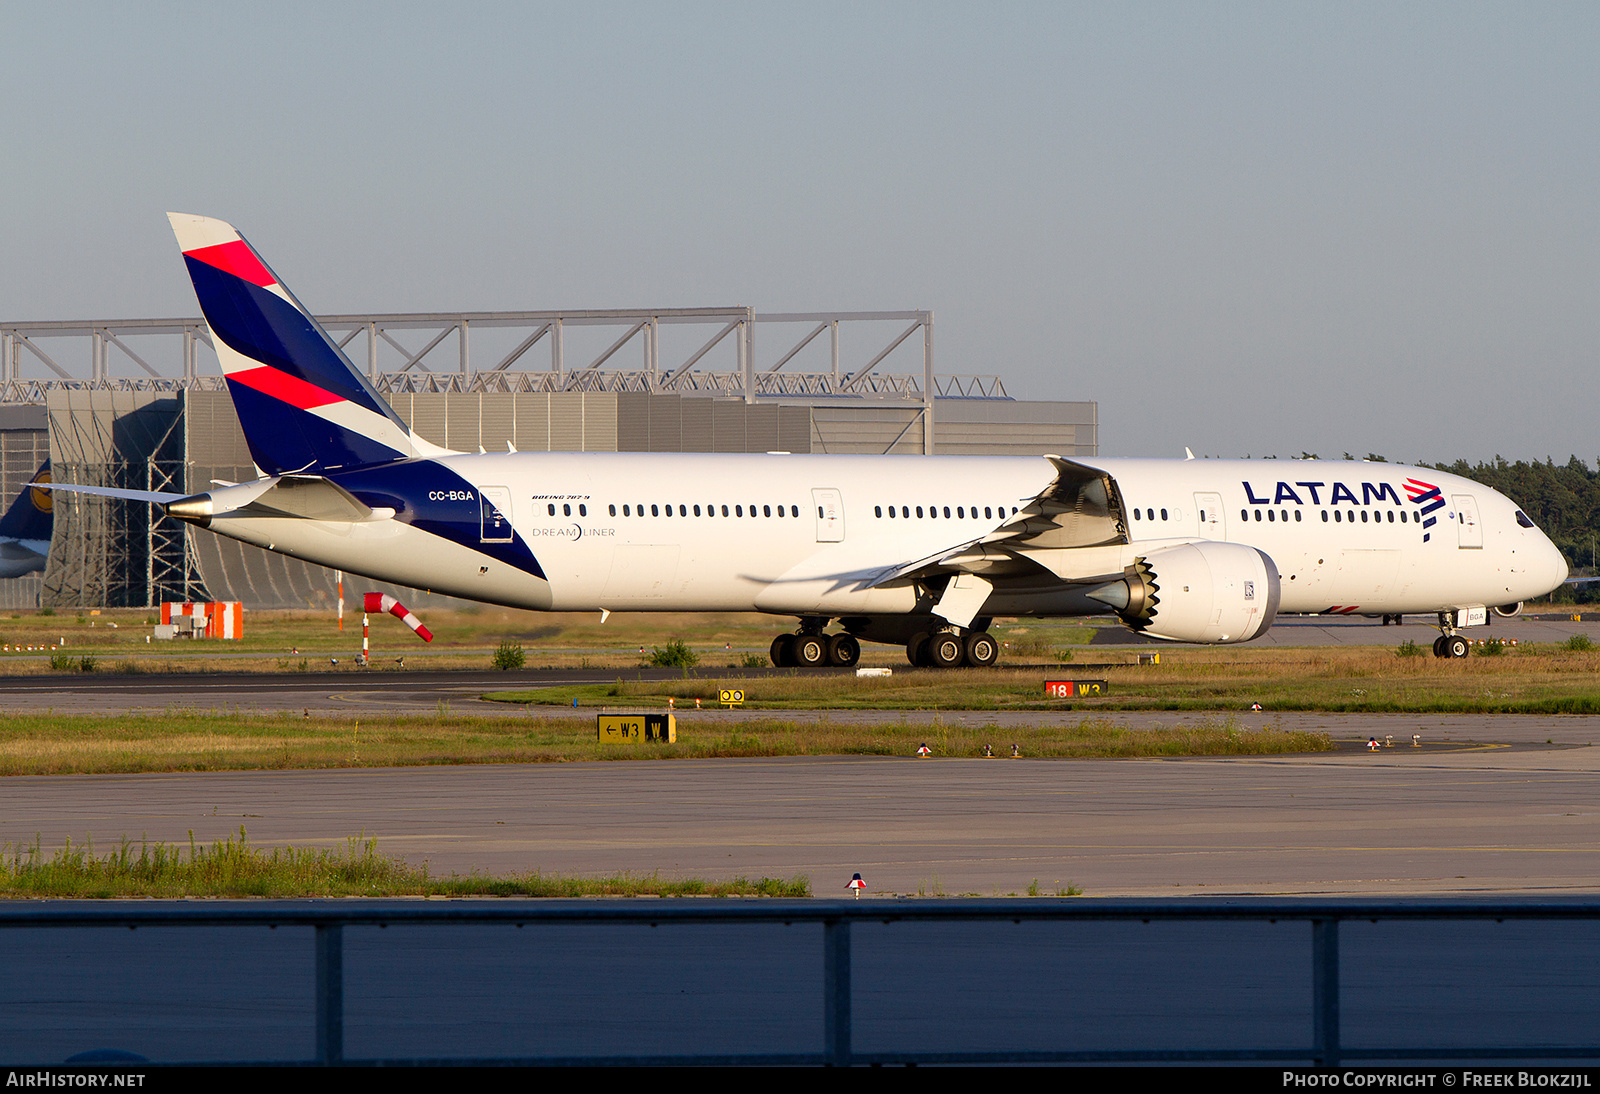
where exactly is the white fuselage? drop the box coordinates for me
[199,453,1568,627]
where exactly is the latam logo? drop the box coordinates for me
[1242,481,1401,506]
[1242,478,1446,544]
[1404,477,1446,542]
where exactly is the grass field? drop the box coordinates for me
[487,641,1600,715]
[2,609,1598,779]
[0,708,1331,776]
[12,605,1600,718]
[0,607,1096,672]
[0,828,809,899]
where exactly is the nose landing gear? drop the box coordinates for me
[1432,611,1471,658]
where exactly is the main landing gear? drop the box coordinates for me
[906,628,999,668]
[766,619,1002,669]
[770,625,860,668]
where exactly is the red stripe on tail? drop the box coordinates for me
[183,240,277,287]
[229,366,343,410]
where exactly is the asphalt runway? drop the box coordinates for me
[1,612,1597,898]
[4,743,1598,898]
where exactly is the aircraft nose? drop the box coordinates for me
[1539,532,1569,593]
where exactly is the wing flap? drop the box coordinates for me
[865,457,1133,589]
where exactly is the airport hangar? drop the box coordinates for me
[0,309,1095,612]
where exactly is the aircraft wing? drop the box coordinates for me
[867,455,1133,589]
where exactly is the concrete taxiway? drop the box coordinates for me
[1,611,1597,898]
[3,743,1597,898]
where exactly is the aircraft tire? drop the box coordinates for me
[770,634,795,667]
[1447,634,1470,659]
[827,633,860,667]
[964,631,999,667]
[928,632,964,668]
[906,633,928,667]
[793,634,828,667]
[1432,636,1449,659]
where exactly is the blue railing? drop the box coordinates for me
[1,900,1596,1066]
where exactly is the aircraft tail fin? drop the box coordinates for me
[0,461,53,542]
[167,213,447,476]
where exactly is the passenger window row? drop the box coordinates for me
[546,503,588,517]
[1130,508,1171,521]
[1323,509,1408,524]
[873,505,1018,519]
[1239,508,1411,524]
[604,503,800,518]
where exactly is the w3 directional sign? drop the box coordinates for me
[1044,680,1107,699]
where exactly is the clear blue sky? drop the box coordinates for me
[3,2,1596,464]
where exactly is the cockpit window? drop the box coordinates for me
[1515,510,1536,529]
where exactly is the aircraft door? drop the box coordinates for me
[480,487,513,543]
[1194,492,1225,539]
[1452,494,1481,548]
[812,488,844,542]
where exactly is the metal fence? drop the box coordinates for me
[2,899,1597,1067]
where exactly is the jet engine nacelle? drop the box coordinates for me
[1097,541,1281,644]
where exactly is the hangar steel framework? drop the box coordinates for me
[0,308,996,455]
[0,309,1094,608]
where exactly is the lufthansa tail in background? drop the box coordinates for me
[50,214,1570,665]
[0,461,52,579]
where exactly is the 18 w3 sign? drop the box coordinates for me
[1044,680,1107,699]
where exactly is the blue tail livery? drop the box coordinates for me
[0,461,52,578]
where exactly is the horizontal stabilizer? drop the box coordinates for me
[39,483,189,504]
[165,476,379,527]
[254,476,375,521]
